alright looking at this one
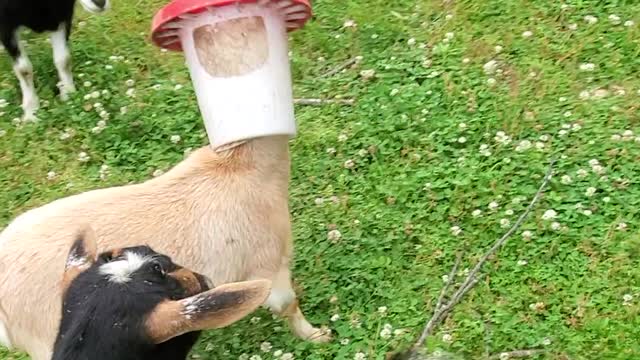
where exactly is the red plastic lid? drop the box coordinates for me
[151,0,312,51]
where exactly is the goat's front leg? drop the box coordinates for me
[2,30,39,121]
[262,265,332,343]
[50,23,76,101]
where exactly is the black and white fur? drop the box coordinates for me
[52,232,271,360]
[52,244,209,360]
[0,0,109,120]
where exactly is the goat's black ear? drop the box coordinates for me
[145,279,271,344]
[61,225,98,294]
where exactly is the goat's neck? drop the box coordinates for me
[162,135,291,190]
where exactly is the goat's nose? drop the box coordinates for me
[92,0,106,9]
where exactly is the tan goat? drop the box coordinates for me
[0,135,330,360]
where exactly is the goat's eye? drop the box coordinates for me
[152,263,165,276]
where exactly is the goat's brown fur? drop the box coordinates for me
[0,136,329,360]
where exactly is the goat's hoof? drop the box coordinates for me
[306,326,333,343]
[22,112,39,123]
[59,84,76,101]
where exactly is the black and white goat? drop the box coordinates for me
[0,0,109,120]
[52,227,271,360]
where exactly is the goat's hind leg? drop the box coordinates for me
[262,266,332,343]
[50,23,76,101]
[1,29,39,121]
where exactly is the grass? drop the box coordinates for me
[1,0,640,359]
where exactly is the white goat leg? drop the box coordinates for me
[263,266,331,342]
[50,23,75,101]
[12,38,39,121]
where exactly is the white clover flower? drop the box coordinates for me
[522,30,533,38]
[78,152,90,163]
[483,60,498,75]
[354,352,366,360]
[327,229,342,242]
[583,209,593,216]
[450,226,462,236]
[584,15,598,24]
[522,230,532,240]
[593,89,609,98]
[572,123,582,131]
[407,38,416,46]
[623,294,633,302]
[603,196,611,203]
[617,222,627,231]
[487,78,497,86]
[378,306,388,315]
[517,259,528,266]
[515,140,532,152]
[560,175,572,184]
[330,314,340,322]
[83,81,92,87]
[260,342,272,352]
[281,353,294,360]
[551,222,561,231]
[326,147,336,155]
[624,20,635,27]
[343,19,357,28]
[249,356,262,360]
[539,134,550,142]
[494,45,503,53]
[47,171,57,180]
[489,201,499,210]
[170,135,181,144]
[273,350,283,357]
[472,209,482,217]
[505,209,514,216]
[585,187,597,197]
[344,159,355,169]
[338,133,348,142]
[174,84,183,91]
[568,23,578,30]
[462,58,470,64]
[340,338,350,345]
[380,328,392,339]
[542,338,552,346]
[576,169,588,178]
[152,169,165,177]
[458,122,467,130]
[442,274,449,283]
[579,63,595,71]
[457,136,467,143]
[500,218,511,228]
[360,69,376,80]
[250,317,261,324]
[125,79,135,87]
[579,90,591,100]
[0,129,7,137]
[542,209,557,220]
[126,88,136,97]
[389,88,400,96]
[592,164,605,175]
[442,334,453,343]
[608,14,621,24]
[239,355,249,360]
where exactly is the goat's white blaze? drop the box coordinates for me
[12,47,38,120]
[50,25,75,101]
[99,252,151,283]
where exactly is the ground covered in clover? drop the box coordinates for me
[1,0,639,359]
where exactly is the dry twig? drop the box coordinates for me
[320,56,362,77]
[490,349,545,359]
[293,98,355,106]
[396,160,555,359]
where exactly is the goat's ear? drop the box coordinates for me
[145,279,271,344]
[61,225,98,294]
